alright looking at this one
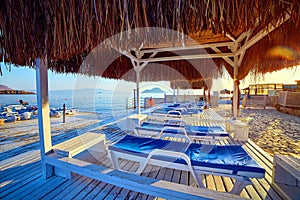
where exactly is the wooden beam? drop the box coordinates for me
[141,42,233,54]
[122,50,139,63]
[236,32,248,44]
[237,31,252,66]
[139,53,234,63]
[225,33,236,42]
[139,51,156,71]
[35,57,54,179]
[237,13,290,55]
[211,47,234,67]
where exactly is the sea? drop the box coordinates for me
[0,89,232,122]
[0,89,170,121]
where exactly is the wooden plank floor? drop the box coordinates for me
[0,121,285,199]
[147,108,225,128]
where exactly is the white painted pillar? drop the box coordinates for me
[35,58,54,179]
[131,51,149,115]
[233,55,239,119]
[173,81,176,102]
[208,88,211,106]
[136,66,141,114]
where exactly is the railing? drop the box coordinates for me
[164,94,199,103]
[126,98,136,109]
[126,97,165,109]
[278,91,300,108]
[266,96,278,106]
[126,94,220,109]
[278,91,287,106]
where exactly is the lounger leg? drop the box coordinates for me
[108,151,120,170]
[136,149,206,189]
[229,177,251,194]
[136,152,155,175]
[194,172,205,188]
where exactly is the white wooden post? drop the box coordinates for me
[208,88,211,106]
[173,81,176,102]
[35,58,54,179]
[129,50,150,115]
[136,66,141,115]
[233,55,239,119]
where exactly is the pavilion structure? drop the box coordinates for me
[1,1,300,198]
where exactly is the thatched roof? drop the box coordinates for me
[170,79,213,90]
[1,0,300,82]
[224,20,300,80]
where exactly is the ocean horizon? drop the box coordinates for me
[0,89,172,120]
[0,88,232,108]
[1,89,129,117]
[1,88,233,122]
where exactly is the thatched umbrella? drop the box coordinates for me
[170,79,213,105]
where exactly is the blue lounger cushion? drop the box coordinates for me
[139,121,184,128]
[109,135,265,177]
[152,107,174,113]
[167,103,181,107]
[152,107,202,115]
[136,122,229,137]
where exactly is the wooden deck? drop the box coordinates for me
[0,120,285,199]
[148,108,225,126]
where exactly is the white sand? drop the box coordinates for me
[215,104,300,157]
[0,112,101,153]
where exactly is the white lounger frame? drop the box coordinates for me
[151,109,201,119]
[136,125,228,142]
[108,144,253,195]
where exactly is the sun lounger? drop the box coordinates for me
[108,135,265,195]
[161,102,199,108]
[152,107,202,115]
[165,103,181,107]
[135,121,229,141]
[150,107,202,120]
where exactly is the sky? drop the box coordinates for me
[0,62,299,94]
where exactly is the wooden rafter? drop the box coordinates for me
[211,47,234,67]
[236,12,291,56]
[140,42,234,54]
[138,53,234,63]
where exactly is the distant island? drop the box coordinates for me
[0,85,35,94]
[142,87,165,93]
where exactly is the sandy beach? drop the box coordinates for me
[1,105,299,158]
[0,112,102,154]
[215,104,300,157]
